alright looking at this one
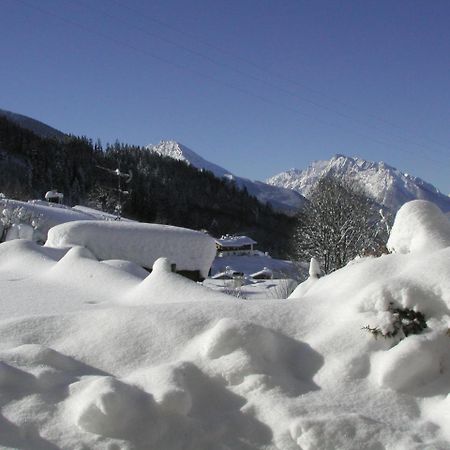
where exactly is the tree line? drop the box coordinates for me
[0,116,295,256]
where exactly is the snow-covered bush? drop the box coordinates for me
[362,303,427,340]
[0,201,41,242]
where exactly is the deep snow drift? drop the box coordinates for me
[0,200,449,449]
[46,220,216,278]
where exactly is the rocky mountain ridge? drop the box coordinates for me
[267,154,450,213]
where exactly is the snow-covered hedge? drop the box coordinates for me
[45,220,216,278]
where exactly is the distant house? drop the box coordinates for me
[215,234,257,256]
[45,190,64,204]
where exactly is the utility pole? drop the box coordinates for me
[96,164,133,219]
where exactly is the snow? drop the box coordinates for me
[267,154,450,213]
[387,199,450,254]
[250,267,273,279]
[215,234,257,248]
[0,200,449,449]
[211,252,302,279]
[46,220,217,278]
[370,331,447,391]
[1,198,97,241]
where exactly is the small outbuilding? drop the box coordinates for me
[45,190,64,204]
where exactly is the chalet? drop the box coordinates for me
[215,234,257,256]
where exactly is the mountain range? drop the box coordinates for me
[147,142,450,214]
[267,155,450,213]
[2,108,449,214]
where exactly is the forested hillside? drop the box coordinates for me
[0,116,294,256]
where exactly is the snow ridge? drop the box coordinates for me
[267,154,450,212]
[146,140,231,179]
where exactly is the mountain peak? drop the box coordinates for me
[267,154,450,213]
[146,140,306,213]
[146,140,230,178]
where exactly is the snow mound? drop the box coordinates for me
[290,413,419,450]
[127,257,230,304]
[387,200,450,253]
[100,259,150,279]
[371,332,448,391]
[126,361,194,416]
[1,197,450,448]
[46,220,216,277]
[69,376,158,439]
[186,318,323,393]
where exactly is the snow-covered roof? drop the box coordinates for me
[46,220,216,277]
[250,267,273,279]
[211,271,233,280]
[45,190,64,200]
[215,234,257,248]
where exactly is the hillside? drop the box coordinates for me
[267,154,450,212]
[0,115,295,256]
[0,108,65,140]
[147,140,306,213]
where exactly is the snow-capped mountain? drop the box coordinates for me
[146,140,306,213]
[267,154,450,213]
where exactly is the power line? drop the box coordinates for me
[109,0,450,156]
[12,0,450,168]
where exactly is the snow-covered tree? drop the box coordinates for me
[0,201,41,242]
[292,176,388,274]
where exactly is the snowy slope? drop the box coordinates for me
[147,140,306,213]
[0,200,449,449]
[267,154,450,212]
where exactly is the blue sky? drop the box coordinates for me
[1,0,450,193]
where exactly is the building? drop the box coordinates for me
[215,234,257,256]
[45,190,64,204]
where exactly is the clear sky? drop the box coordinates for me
[1,0,450,193]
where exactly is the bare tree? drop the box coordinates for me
[292,176,389,274]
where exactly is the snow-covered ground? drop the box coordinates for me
[0,200,449,449]
[211,252,304,279]
[0,198,127,243]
